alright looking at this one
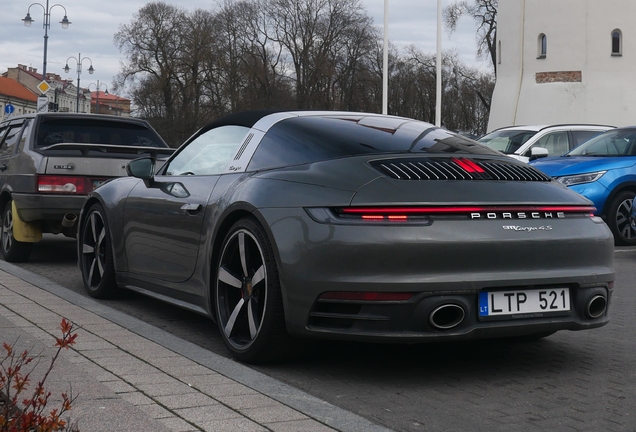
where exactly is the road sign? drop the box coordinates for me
[4,104,14,115]
[37,80,50,94]
[37,97,49,113]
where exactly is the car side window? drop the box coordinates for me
[0,124,24,158]
[571,130,602,147]
[585,135,629,155]
[526,132,569,157]
[164,125,249,176]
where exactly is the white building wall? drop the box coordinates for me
[488,0,636,132]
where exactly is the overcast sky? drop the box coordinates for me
[0,0,487,97]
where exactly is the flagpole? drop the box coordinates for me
[435,0,442,127]
[382,0,389,115]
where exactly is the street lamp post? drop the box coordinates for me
[88,81,108,114]
[22,0,71,81]
[63,54,94,113]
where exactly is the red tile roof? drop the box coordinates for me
[0,77,38,102]
[90,91,129,102]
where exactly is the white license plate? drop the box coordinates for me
[479,288,570,317]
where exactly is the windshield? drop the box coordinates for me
[478,129,537,154]
[567,129,636,156]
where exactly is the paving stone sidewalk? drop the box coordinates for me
[0,264,393,432]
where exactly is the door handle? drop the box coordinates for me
[0,164,7,172]
[181,203,202,215]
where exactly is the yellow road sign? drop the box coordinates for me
[37,80,50,94]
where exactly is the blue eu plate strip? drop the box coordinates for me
[479,292,489,316]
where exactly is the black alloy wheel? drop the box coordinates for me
[607,191,636,246]
[215,218,289,363]
[1,200,33,263]
[80,204,118,298]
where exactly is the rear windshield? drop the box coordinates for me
[248,115,500,170]
[35,118,167,148]
[478,129,538,154]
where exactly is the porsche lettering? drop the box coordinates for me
[470,212,566,219]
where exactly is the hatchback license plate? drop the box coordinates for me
[479,288,570,317]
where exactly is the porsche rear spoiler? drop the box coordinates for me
[37,143,175,158]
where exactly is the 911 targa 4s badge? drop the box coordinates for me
[502,225,553,231]
[77,111,615,363]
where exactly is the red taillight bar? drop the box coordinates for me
[319,292,414,301]
[340,205,597,215]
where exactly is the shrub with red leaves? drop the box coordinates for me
[0,318,79,431]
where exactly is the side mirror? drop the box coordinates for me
[127,157,156,180]
[529,147,549,161]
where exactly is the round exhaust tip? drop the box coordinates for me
[429,304,466,330]
[62,213,77,228]
[586,295,607,319]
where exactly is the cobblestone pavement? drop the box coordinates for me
[13,235,636,432]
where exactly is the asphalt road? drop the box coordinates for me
[10,234,636,432]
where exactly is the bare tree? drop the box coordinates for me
[114,0,494,140]
[442,51,494,134]
[264,0,372,109]
[444,0,497,75]
[179,9,218,133]
[114,2,189,144]
[236,0,294,109]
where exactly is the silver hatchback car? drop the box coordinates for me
[0,112,173,262]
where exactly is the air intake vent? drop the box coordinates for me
[370,157,551,182]
[234,133,254,160]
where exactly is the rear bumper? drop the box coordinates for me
[258,207,615,341]
[12,193,86,223]
[303,284,611,342]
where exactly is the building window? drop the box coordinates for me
[612,29,622,56]
[537,34,547,59]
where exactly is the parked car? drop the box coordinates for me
[478,124,614,162]
[77,110,614,363]
[0,113,173,262]
[531,126,636,245]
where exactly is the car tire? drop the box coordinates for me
[1,200,33,263]
[607,191,636,246]
[79,203,119,298]
[215,218,291,363]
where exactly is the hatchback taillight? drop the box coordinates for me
[37,175,92,194]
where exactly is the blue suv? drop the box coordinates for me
[531,127,636,245]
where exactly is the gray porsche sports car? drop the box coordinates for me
[77,111,615,363]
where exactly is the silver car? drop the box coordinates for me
[0,112,172,262]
